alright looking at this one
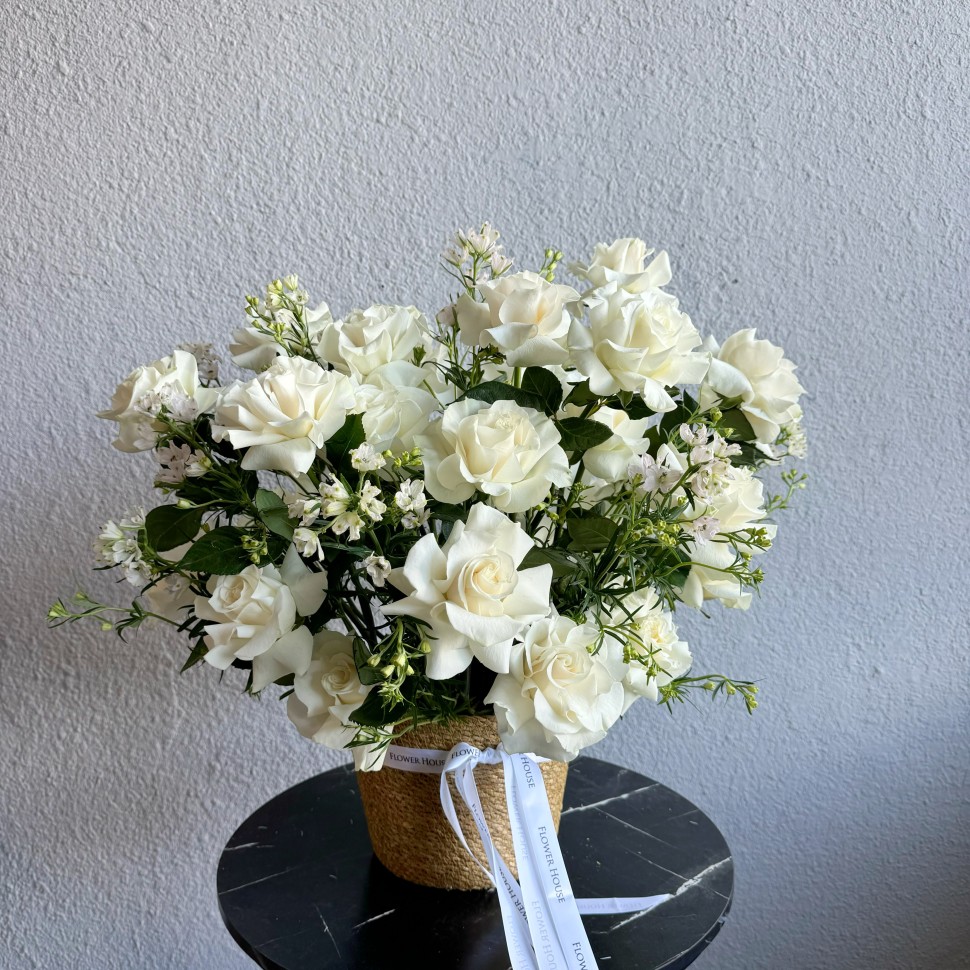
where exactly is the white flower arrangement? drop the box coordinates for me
[51,224,808,769]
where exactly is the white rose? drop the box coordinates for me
[680,480,777,610]
[384,503,552,679]
[701,466,769,534]
[569,285,708,411]
[229,302,334,372]
[143,574,195,623]
[316,304,433,383]
[455,271,580,366]
[700,329,805,444]
[98,349,218,452]
[661,445,773,610]
[355,366,439,453]
[418,398,572,513]
[194,546,328,692]
[574,406,651,483]
[606,588,691,708]
[485,613,626,761]
[569,238,673,294]
[212,356,357,476]
[286,630,387,770]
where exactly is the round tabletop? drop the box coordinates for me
[217,757,733,970]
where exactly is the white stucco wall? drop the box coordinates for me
[2,1,967,967]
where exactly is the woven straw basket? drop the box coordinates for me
[355,715,569,890]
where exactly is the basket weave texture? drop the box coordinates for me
[355,715,569,890]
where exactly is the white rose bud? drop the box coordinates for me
[355,381,438,454]
[578,406,652,483]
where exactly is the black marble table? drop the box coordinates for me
[217,758,733,969]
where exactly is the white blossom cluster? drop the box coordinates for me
[64,232,807,769]
[93,510,149,586]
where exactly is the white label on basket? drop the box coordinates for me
[385,744,482,771]
[383,742,673,970]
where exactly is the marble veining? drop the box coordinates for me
[352,909,395,930]
[217,757,733,970]
[220,864,304,895]
[559,783,659,815]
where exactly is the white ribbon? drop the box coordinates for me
[385,742,671,970]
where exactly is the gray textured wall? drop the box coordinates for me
[2,1,967,968]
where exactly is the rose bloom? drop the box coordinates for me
[354,363,440,453]
[98,349,218,452]
[574,406,651,484]
[315,304,433,383]
[680,468,775,610]
[212,356,357,476]
[418,398,572,514]
[605,587,692,707]
[569,237,673,294]
[384,503,552,679]
[568,285,709,412]
[194,546,328,692]
[660,444,774,610]
[287,630,387,770]
[700,329,805,445]
[455,271,580,367]
[229,302,334,372]
[485,613,626,761]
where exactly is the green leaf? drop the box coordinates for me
[325,413,366,467]
[180,639,209,673]
[557,417,613,454]
[144,505,204,553]
[566,515,619,551]
[254,488,285,512]
[720,408,757,443]
[520,546,579,579]
[176,526,251,575]
[731,442,762,468]
[648,392,699,441]
[563,379,600,407]
[431,503,466,523]
[669,563,692,588]
[350,688,409,728]
[264,532,290,565]
[317,539,372,557]
[464,381,545,411]
[353,637,385,686]
[255,488,294,540]
[623,396,655,420]
[520,367,564,414]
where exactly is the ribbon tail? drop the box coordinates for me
[442,745,538,970]
[576,895,672,915]
[505,752,598,970]
[389,742,674,970]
